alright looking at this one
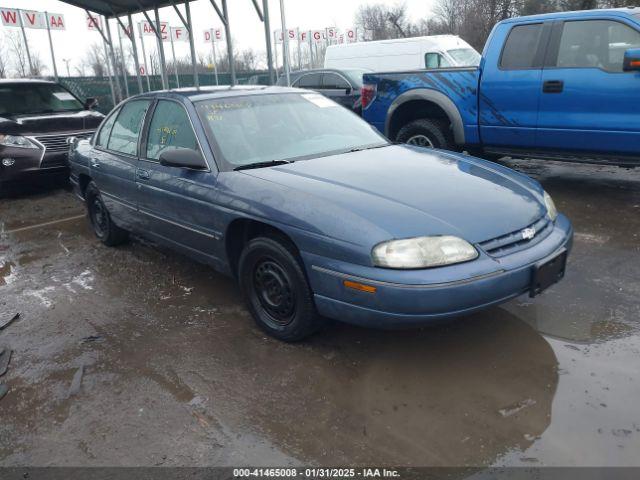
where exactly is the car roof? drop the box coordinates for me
[0,78,57,85]
[500,7,640,24]
[125,85,304,103]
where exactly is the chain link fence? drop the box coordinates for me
[59,71,271,114]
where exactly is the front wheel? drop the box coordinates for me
[396,119,453,150]
[85,181,128,246]
[238,236,323,341]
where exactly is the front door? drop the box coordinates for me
[537,18,640,156]
[136,99,224,265]
[479,21,550,148]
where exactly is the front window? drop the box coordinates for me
[0,83,84,116]
[195,93,387,171]
[555,20,640,72]
[447,48,481,66]
[146,100,199,160]
[107,100,151,156]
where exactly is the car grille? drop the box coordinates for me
[35,131,94,153]
[478,215,553,257]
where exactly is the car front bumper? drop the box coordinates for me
[0,145,68,183]
[303,214,573,328]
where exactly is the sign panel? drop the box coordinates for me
[204,27,224,43]
[286,28,298,42]
[274,29,283,44]
[87,14,102,31]
[325,27,337,43]
[345,27,358,43]
[47,12,66,30]
[310,29,324,45]
[140,20,169,40]
[119,23,133,38]
[21,10,46,29]
[0,8,19,26]
[170,26,188,42]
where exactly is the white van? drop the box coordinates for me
[324,35,481,72]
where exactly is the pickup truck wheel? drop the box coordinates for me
[238,236,323,342]
[85,182,128,247]
[396,119,453,150]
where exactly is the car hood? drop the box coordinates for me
[0,110,104,135]
[241,145,545,244]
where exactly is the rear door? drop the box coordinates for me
[318,72,357,111]
[92,99,151,229]
[536,18,640,155]
[479,21,551,148]
[136,98,223,263]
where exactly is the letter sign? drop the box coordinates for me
[141,20,169,41]
[21,10,46,29]
[0,8,19,26]
[47,13,65,30]
[87,14,102,30]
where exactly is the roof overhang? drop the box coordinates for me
[59,0,187,18]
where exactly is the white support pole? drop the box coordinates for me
[184,0,199,88]
[18,10,34,76]
[104,16,123,102]
[273,30,279,75]
[297,34,301,71]
[103,40,117,106]
[279,0,290,86]
[127,14,144,93]
[117,25,130,98]
[138,23,152,91]
[153,8,168,90]
[169,33,180,88]
[44,12,59,80]
[210,34,219,85]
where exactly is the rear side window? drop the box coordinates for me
[295,73,322,88]
[146,100,199,161]
[96,109,118,147]
[501,23,544,69]
[425,53,451,68]
[107,100,151,156]
[322,73,350,89]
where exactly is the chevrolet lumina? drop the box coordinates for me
[0,79,103,192]
[69,86,573,341]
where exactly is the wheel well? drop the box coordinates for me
[78,174,92,198]
[225,219,299,277]
[388,100,451,142]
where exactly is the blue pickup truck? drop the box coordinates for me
[362,8,640,165]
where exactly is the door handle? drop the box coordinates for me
[543,80,564,93]
[137,169,150,180]
[90,158,100,168]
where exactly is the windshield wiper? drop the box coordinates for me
[234,160,293,171]
[347,143,391,153]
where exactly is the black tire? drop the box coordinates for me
[396,119,453,150]
[85,181,128,246]
[238,236,323,341]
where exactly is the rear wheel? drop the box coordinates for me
[396,119,453,150]
[85,182,128,246]
[238,236,323,341]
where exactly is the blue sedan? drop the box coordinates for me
[69,86,573,341]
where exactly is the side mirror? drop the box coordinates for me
[623,48,640,72]
[345,87,352,95]
[84,97,98,110]
[159,148,207,170]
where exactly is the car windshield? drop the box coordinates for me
[0,83,84,116]
[447,48,482,66]
[195,93,388,171]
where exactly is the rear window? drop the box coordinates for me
[501,23,544,69]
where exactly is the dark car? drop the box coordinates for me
[0,79,103,192]
[69,86,572,342]
[277,68,371,114]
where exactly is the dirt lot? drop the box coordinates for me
[0,159,639,467]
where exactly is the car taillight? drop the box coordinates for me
[361,84,377,110]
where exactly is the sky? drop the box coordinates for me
[0,0,437,76]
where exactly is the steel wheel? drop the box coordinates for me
[253,258,296,326]
[406,134,435,148]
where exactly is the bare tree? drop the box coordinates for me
[0,35,8,78]
[81,42,108,77]
[5,30,29,77]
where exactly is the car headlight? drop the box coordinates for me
[372,235,478,269]
[0,134,38,149]
[544,191,558,221]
